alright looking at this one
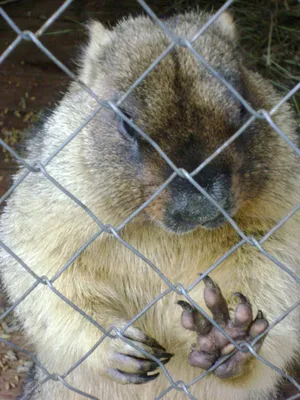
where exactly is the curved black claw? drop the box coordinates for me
[177,300,194,313]
[116,354,171,373]
[255,310,264,321]
[108,368,160,384]
[202,275,220,289]
[233,292,251,306]
[156,352,174,359]
[143,335,166,351]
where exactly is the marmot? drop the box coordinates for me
[0,10,299,400]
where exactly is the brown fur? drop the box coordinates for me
[0,11,299,400]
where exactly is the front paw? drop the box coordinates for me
[178,276,268,379]
[105,326,173,384]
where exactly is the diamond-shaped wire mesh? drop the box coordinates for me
[0,0,299,399]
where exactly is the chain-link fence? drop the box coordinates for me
[0,0,299,399]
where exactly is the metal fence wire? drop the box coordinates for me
[0,0,299,399]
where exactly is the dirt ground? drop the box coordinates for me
[0,0,299,398]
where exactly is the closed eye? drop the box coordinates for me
[118,112,138,142]
[240,103,249,119]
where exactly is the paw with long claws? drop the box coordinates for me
[178,276,268,379]
[105,327,173,384]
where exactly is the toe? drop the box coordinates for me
[177,300,197,331]
[213,356,243,379]
[213,348,253,379]
[203,276,230,326]
[249,311,268,338]
[177,300,211,334]
[232,292,253,330]
[197,335,215,353]
[188,349,218,370]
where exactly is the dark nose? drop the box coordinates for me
[166,173,231,226]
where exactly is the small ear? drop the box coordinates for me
[86,20,112,51]
[80,20,112,82]
[216,12,236,39]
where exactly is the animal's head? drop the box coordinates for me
[77,12,296,234]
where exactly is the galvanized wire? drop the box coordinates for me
[0,1,299,399]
